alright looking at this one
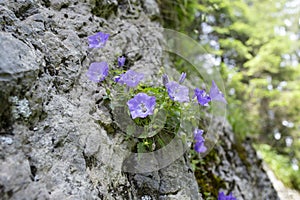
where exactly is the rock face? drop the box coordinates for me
[0,0,199,199]
[0,0,279,200]
[0,31,39,128]
[198,118,280,200]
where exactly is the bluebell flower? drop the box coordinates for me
[178,72,186,84]
[165,81,189,102]
[218,192,237,200]
[88,32,110,48]
[127,93,156,119]
[114,75,121,83]
[194,88,211,106]
[118,56,126,67]
[209,80,227,104]
[162,74,169,86]
[118,70,144,88]
[194,128,207,153]
[86,62,109,82]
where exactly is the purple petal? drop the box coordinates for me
[165,81,189,102]
[218,191,237,200]
[194,88,211,106]
[162,74,169,86]
[218,192,226,200]
[194,128,204,141]
[118,70,144,88]
[193,128,207,153]
[127,93,156,119]
[178,72,186,84]
[88,32,110,48]
[114,75,121,83]
[194,141,207,153]
[118,56,126,67]
[209,80,227,104]
[86,62,109,82]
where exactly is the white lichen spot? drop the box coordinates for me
[141,195,152,200]
[1,137,13,145]
[9,96,32,119]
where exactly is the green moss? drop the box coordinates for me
[232,142,252,170]
[132,129,176,153]
[191,150,225,199]
[91,0,117,19]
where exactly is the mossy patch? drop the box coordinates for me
[191,150,225,199]
[91,0,118,19]
[232,142,252,170]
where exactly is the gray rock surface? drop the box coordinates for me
[198,117,280,200]
[0,0,279,200]
[0,0,200,199]
[0,31,39,128]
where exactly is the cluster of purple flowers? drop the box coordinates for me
[86,32,235,200]
[86,32,228,155]
[86,31,155,119]
[86,31,127,82]
[163,73,227,105]
[161,73,227,153]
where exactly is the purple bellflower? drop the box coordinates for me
[218,192,237,200]
[127,93,156,119]
[114,75,121,83]
[194,128,207,153]
[194,88,211,106]
[178,72,186,84]
[165,81,189,103]
[86,62,109,82]
[209,80,227,104]
[162,74,169,86]
[118,56,126,67]
[88,32,110,48]
[118,70,144,87]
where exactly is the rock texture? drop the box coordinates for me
[0,0,199,199]
[0,0,279,200]
[198,118,280,200]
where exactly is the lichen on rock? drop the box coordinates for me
[9,96,32,119]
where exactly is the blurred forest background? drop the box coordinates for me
[158,0,300,192]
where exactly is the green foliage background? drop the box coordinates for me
[158,0,300,191]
